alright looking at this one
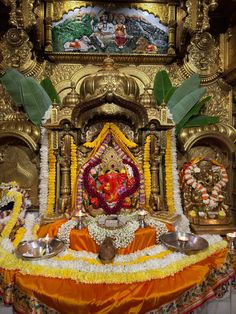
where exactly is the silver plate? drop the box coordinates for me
[160,232,209,254]
[15,238,66,260]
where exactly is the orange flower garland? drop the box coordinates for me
[143,135,151,206]
[70,136,77,198]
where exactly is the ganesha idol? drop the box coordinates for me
[77,146,140,215]
[74,131,144,217]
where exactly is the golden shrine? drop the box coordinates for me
[0,0,236,313]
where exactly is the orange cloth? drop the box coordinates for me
[38,219,173,254]
[1,249,230,314]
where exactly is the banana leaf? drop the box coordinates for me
[0,68,25,106]
[168,74,201,110]
[153,70,172,106]
[40,77,61,103]
[170,87,206,124]
[164,86,177,104]
[183,115,219,128]
[175,96,212,134]
[19,77,52,126]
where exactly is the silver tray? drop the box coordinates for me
[15,238,66,260]
[159,232,209,254]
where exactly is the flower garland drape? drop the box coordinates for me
[0,190,22,241]
[46,132,56,215]
[165,128,190,231]
[0,234,227,284]
[39,106,51,214]
[70,136,77,198]
[143,135,151,206]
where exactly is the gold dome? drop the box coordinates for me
[79,57,140,102]
[139,86,156,109]
[63,82,80,108]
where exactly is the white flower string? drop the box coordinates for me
[144,215,168,243]
[22,213,38,242]
[39,106,51,214]
[57,219,78,247]
[88,219,140,249]
[170,128,190,232]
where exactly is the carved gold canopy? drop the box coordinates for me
[45,57,174,136]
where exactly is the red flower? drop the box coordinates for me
[91,197,99,208]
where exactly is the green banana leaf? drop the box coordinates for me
[19,77,52,126]
[40,77,61,103]
[170,87,206,124]
[0,68,25,106]
[153,70,172,106]
[164,86,177,104]
[175,96,212,134]
[167,74,201,110]
[183,115,219,128]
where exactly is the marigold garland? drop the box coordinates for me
[70,136,77,198]
[46,132,56,215]
[13,227,26,247]
[0,238,228,284]
[143,135,151,206]
[84,123,137,150]
[165,129,175,214]
[0,190,23,241]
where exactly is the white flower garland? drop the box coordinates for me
[88,219,140,249]
[170,128,190,232]
[22,213,38,241]
[144,215,168,243]
[0,234,226,284]
[57,219,78,247]
[39,106,52,214]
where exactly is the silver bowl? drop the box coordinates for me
[15,238,65,260]
[160,232,209,254]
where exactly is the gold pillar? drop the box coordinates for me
[45,1,53,52]
[60,134,71,211]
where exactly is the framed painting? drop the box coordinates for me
[44,1,177,64]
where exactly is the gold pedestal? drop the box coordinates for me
[40,213,64,225]
[191,223,236,235]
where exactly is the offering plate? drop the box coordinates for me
[160,232,209,254]
[15,238,65,260]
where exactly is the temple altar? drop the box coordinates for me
[0,0,236,313]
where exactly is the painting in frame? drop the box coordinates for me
[44,1,177,63]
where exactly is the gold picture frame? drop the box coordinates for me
[43,0,177,64]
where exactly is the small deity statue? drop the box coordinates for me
[180,158,230,225]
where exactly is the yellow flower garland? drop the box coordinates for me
[0,240,227,284]
[70,136,77,198]
[0,190,23,241]
[46,132,56,215]
[143,135,151,206]
[84,123,137,151]
[165,129,175,214]
[32,224,40,239]
[13,227,26,247]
